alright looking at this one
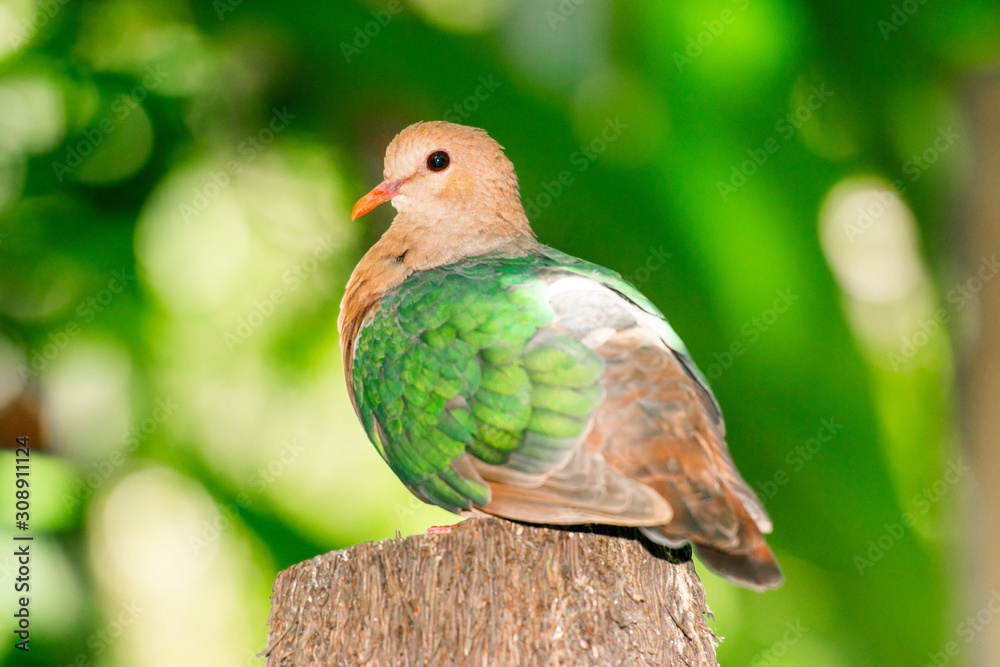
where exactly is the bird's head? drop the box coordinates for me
[352,121,533,241]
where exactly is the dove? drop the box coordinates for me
[338,121,782,590]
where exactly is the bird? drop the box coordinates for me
[338,121,782,591]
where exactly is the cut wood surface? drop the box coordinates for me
[266,517,719,666]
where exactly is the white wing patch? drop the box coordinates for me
[628,297,689,354]
[543,274,687,353]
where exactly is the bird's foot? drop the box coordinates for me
[426,524,457,535]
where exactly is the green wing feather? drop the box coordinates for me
[350,247,701,513]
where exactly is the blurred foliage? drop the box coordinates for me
[0,0,996,665]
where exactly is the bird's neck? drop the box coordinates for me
[337,212,537,372]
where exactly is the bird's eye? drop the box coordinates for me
[426,151,450,172]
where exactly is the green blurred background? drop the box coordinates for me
[1,0,999,665]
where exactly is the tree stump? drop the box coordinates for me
[265,517,719,666]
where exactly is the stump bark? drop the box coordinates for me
[962,73,1000,667]
[265,517,719,666]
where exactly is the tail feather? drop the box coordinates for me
[642,494,784,591]
[642,476,784,590]
[694,541,783,591]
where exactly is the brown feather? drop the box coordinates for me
[588,327,782,588]
[474,445,674,527]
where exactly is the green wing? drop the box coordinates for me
[350,247,719,514]
[351,252,607,513]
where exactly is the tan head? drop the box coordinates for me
[352,121,534,244]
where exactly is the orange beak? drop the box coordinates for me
[351,178,407,220]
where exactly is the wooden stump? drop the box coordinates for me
[265,517,718,666]
[962,74,1000,667]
